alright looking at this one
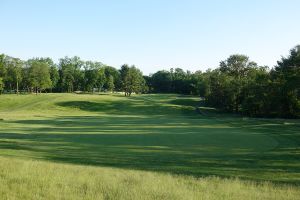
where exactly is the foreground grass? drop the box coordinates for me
[1,156,299,200]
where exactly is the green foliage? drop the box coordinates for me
[49,64,59,91]
[27,59,52,93]
[272,46,300,117]
[5,58,23,93]
[107,75,114,92]
[103,66,120,91]
[97,67,106,91]
[0,54,7,79]
[59,56,84,92]
[83,61,101,92]
[150,70,173,93]
[202,47,300,118]
[219,54,257,78]
[120,64,145,96]
[0,77,4,94]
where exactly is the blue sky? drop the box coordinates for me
[0,0,299,75]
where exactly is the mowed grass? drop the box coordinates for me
[0,93,300,199]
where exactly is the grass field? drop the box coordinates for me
[0,93,299,199]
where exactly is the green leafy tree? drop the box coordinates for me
[59,56,84,92]
[6,58,23,94]
[84,61,101,92]
[205,70,236,111]
[49,65,59,92]
[21,66,31,92]
[120,64,145,96]
[27,58,59,92]
[272,45,300,117]
[107,75,115,92]
[97,67,106,92]
[28,60,52,94]
[150,70,172,93]
[38,58,60,92]
[120,64,130,95]
[0,54,6,94]
[218,55,257,112]
[0,54,7,79]
[189,71,209,97]
[241,67,273,117]
[0,77,4,94]
[104,66,120,91]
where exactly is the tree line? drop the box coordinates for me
[0,45,299,118]
[0,56,146,96]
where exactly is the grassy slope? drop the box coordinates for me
[0,93,299,199]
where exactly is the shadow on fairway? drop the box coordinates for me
[168,98,201,107]
[56,98,197,116]
[1,113,300,185]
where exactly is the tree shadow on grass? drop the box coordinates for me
[56,97,197,116]
[1,114,300,185]
[168,98,201,107]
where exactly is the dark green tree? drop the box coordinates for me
[107,75,115,92]
[120,64,145,96]
[0,77,4,94]
[150,70,172,93]
[59,56,84,92]
[218,55,257,112]
[272,45,300,117]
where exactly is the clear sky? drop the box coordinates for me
[0,0,299,75]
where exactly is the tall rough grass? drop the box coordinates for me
[0,157,299,200]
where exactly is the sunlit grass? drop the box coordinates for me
[1,157,299,200]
